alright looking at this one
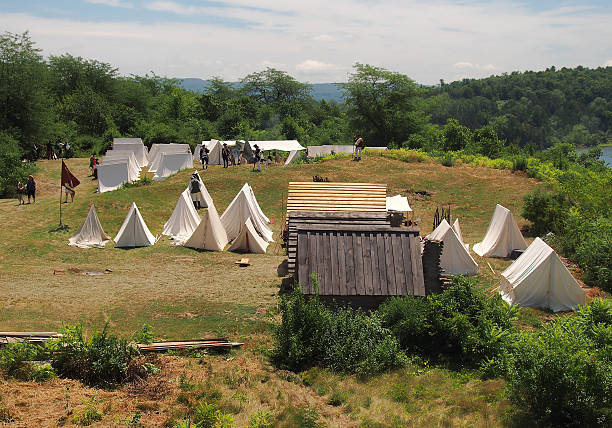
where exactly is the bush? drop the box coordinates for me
[192,401,234,428]
[379,276,518,376]
[521,188,569,236]
[506,299,612,426]
[441,152,454,167]
[0,132,36,197]
[0,341,47,380]
[272,287,406,375]
[121,176,153,189]
[48,323,140,387]
[248,410,274,428]
[511,156,527,172]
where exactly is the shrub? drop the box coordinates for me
[121,176,153,189]
[72,396,103,426]
[48,323,140,387]
[272,287,406,375]
[248,410,274,428]
[521,188,569,236]
[511,156,527,172]
[192,401,234,428]
[132,323,154,344]
[0,341,47,380]
[441,152,454,167]
[506,299,612,426]
[0,132,36,197]
[277,405,323,428]
[379,276,518,376]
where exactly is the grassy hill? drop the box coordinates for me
[0,156,544,426]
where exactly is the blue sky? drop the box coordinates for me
[1,0,611,83]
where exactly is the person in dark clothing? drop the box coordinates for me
[26,175,36,203]
[253,144,262,172]
[190,173,202,209]
[200,147,209,170]
[222,143,229,168]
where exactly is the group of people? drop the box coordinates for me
[43,140,72,160]
[17,175,36,205]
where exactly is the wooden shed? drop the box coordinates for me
[296,224,424,308]
[286,182,387,216]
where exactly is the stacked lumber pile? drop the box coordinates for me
[286,182,387,216]
[0,332,61,346]
[137,338,242,352]
[286,211,390,274]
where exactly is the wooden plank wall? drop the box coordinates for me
[297,225,424,297]
[286,182,387,216]
[287,211,390,274]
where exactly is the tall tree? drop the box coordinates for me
[342,63,429,146]
[241,68,311,105]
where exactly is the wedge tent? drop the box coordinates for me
[284,150,300,165]
[452,218,468,250]
[162,189,201,244]
[68,205,111,248]
[473,204,527,257]
[97,162,129,193]
[153,152,193,181]
[426,219,478,275]
[228,217,269,254]
[114,203,156,248]
[183,204,228,251]
[499,238,586,312]
[220,183,273,242]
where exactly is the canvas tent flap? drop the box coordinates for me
[102,157,140,181]
[499,238,585,312]
[163,189,201,243]
[221,183,273,242]
[473,204,527,257]
[110,141,148,166]
[228,217,269,254]
[153,153,194,181]
[148,144,191,171]
[114,138,143,145]
[426,219,478,275]
[115,203,156,248]
[247,140,304,152]
[183,204,228,251]
[69,205,111,248]
[97,162,129,193]
[452,218,469,250]
[284,150,300,165]
[386,195,412,212]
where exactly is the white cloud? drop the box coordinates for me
[296,60,338,72]
[84,0,133,8]
[2,1,612,83]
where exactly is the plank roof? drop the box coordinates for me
[286,182,387,216]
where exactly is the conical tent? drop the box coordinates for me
[163,189,201,243]
[499,238,586,312]
[183,204,228,251]
[426,219,478,275]
[189,171,214,209]
[114,203,156,248]
[69,205,111,248]
[220,183,273,242]
[473,204,527,257]
[228,217,269,254]
[452,218,469,250]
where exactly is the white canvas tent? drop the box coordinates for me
[148,144,191,171]
[114,203,156,248]
[452,218,464,245]
[247,140,304,152]
[426,219,478,275]
[97,162,129,193]
[499,238,586,312]
[183,204,228,251]
[102,155,140,182]
[69,205,111,248]
[153,153,194,181]
[111,139,148,166]
[193,141,215,161]
[228,217,269,254]
[473,204,527,257]
[386,195,412,212]
[162,189,201,243]
[221,183,273,242]
[103,150,141,173]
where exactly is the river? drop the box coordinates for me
[577,145,612,167]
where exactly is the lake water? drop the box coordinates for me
[577,145,612,166]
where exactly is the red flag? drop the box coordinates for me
[61,160,80,188]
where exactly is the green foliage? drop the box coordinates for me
[379,276,518,376]
[132,323,154,344]
[0,132,35,197]
[0,341,46,379]
[441,152,454,167]
[121,176,153,189]
[272,287,406,375]
[278,405,323,428]
[248,410,274,428]
[72,395,103,426]
[48,323,140,387]
[511,156,527,172]
[442,119,472,151]
[192,401,234,428]
[521,188,569,236]
[506,299,612,426]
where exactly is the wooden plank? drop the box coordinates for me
[315,232,323,293]
[297,231,308,284]
[354,233,365,295]
[329,231,339,296]
[322,231,332,295]
[307,232,318,294]
[289,211,389,219]
[345,233,355,295]
[298,224,419,233]
[362,232,374,296]
[391,232,406,295]
[384,232,396,296]
[376,234,387,295]
[410,236,426,296]
[401,234,413,296]
[337,231,347,292]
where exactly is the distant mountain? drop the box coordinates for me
[178,78,344,103]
